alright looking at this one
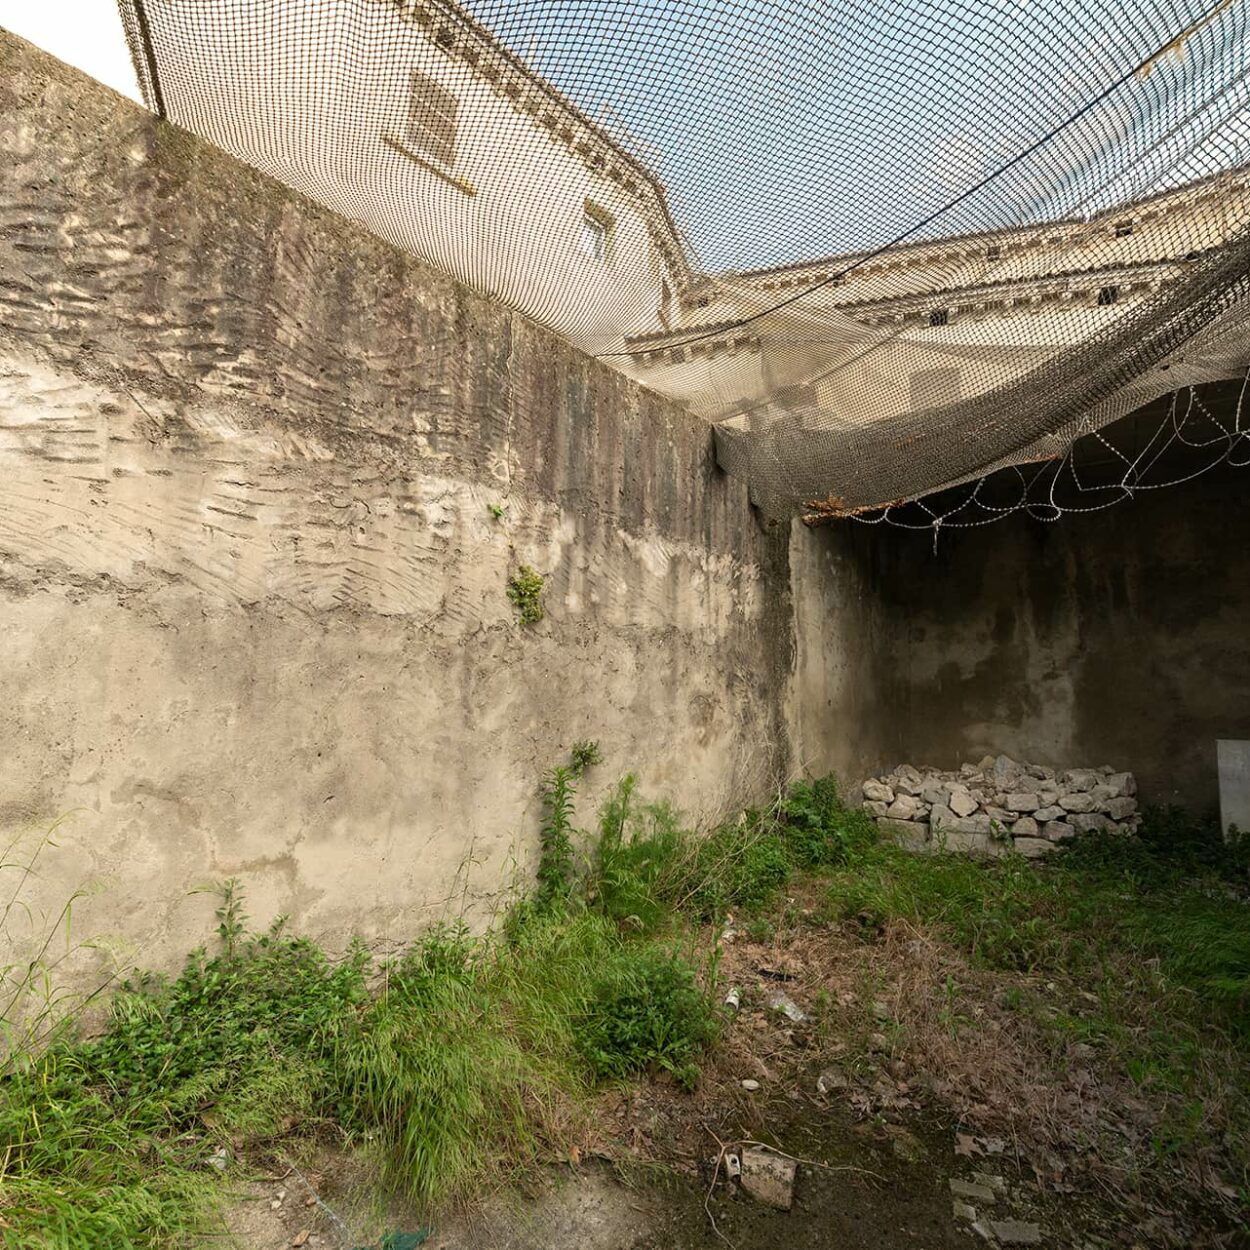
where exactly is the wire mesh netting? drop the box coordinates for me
[118,0,1250,517]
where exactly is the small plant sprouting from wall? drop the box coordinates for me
[507,565,545,625]
[570,739,602,776]
[534,741,602,910]
[536,764,577,910]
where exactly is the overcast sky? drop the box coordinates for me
[0,2,140,101]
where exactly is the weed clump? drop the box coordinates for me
[506,564,545,624]
[574,945,720,1090]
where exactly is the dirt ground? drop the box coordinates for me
[212,1096,1090,1250]
[208,900,1246,1250]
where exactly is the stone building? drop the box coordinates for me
[121,0,688,358]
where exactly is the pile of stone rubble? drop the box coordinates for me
[861,754,1140,858]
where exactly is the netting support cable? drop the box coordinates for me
[129,0,166,120]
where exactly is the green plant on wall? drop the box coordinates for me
[570,740,602,776]
[507,565,545,625]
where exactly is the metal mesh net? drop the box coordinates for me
[118,0,1250,516]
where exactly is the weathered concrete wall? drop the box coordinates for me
[793,453,1250,810]
[0,33,791,976]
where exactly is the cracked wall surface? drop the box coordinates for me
[0,32,793,978]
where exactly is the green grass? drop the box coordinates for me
[6,763,1245,1246]
[822,807,1250,1031]
[821,806,1250,1192]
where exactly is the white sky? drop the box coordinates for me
[0,2,141,101]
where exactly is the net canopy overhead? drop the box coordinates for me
[120,0,1250,515]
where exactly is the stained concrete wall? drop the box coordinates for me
[0,33,791,977]
[792,451,1250,811]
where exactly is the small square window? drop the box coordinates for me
[581,199,614,262]
[581,213,608,261]
[1097,285,1119,306]
[929,308,950,327]
[1114,221,1134,238]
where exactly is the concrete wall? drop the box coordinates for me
[792,454,1250,810]
[0,33,790,977]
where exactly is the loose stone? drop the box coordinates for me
[739,1147,796,1210]
[1004,792,1039,812]
[950,1177,997,1204]
[988,1218,1044,1245]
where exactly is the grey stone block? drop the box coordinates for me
[1013,836,1056,858]
[1004,792,1039,812]
[879,818,929,852]
[949,789,978,818]
[886,794,923,821]
[1042,820,1074,840]
[1069,812,1111,834]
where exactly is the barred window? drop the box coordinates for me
[407,69,458,168]
[1097,284,1119,305]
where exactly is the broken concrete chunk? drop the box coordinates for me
[1012,836,1056,858]
[862,779,894,803]
[1004,792,1039,812]
[816,1067,848,1094]
[739,1147,796,1210]
[1058,792,1095,813]
[1061,769,1100,793]
[1069,812,1111,834]
[971,1171,1008,1192]
[929,802,956,831]
[878,818,929,852]
[886,794,923,821]
[949,789,978,818]
[988,1218,1043,1245]
[1107,771,1136,797]
[952,1200,977,1222]
[990,754,1020,783]
[950,1177,997,1204]
[940,829,1003,858]
[1106,795,1137,821]
[955,814,993,835]
[862,800,889,818]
